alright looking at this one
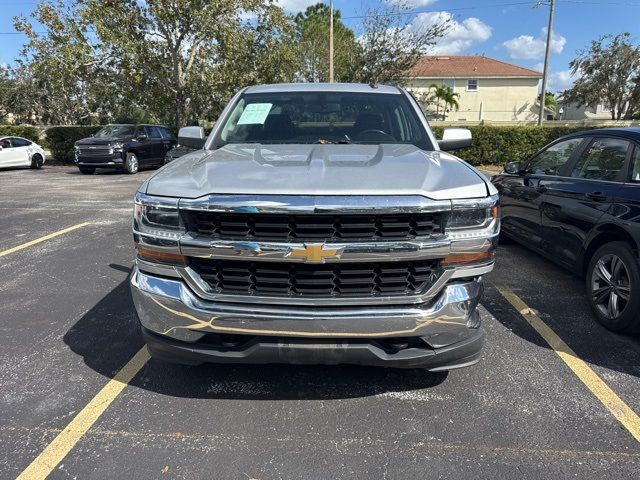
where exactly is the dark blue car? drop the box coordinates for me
[492,128,640,334]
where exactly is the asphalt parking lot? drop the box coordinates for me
[1,166,639,479]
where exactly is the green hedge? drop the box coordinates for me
[0,125,40,141]
[44,126,102,163]
[431,125,602,166]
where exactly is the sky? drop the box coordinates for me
[1,0,640,93]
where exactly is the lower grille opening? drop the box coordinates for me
[196,333,432,352]
[189,258,443,298]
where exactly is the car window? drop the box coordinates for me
[217,91,432,150]
[159,127,173,140]
[12,138,31,147]
[0,138,12,148]
[631,147,640,182]
[527,138,583,176]
[570,137,629,181]
[94,125,135,138]
[146,126,162,139]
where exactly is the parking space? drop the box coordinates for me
[1,167,639,479]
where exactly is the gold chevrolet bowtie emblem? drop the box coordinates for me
[288,243,344,263]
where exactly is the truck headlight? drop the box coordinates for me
[112,142,124,152]
[134,193,184,239]
[446,195,500,238]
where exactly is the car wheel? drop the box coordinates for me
[78,166,95,174]
[586,241,640,334]
[30,153,44,169]
[124,152,139,174]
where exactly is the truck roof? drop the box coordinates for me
[244,83,402,95]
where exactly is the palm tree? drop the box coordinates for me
[430,84,460,120]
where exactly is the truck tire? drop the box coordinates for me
[586,241,640,334]
[124,152,139,174]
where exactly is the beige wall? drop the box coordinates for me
[407,77,542,122]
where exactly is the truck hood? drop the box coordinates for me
[75,136,132,146]
[144,144,489,200]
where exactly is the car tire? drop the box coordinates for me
[30,153,44,169]
[78,166,95,174]
[124,152,139,174]
[586,241,640,334]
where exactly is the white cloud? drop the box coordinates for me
[549,69,578,93]
[413,11,492,54]
[275,0,319,12]
[386,0,439,7]
[503,28,566,60]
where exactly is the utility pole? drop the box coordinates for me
[537,0,555,125]
[329,0,334,83]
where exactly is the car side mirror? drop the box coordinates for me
[136,133,148,141]
[437,128,472,151]
[504,161,523,175]
[178,126,206,149]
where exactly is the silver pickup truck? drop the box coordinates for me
[130,83,499,370]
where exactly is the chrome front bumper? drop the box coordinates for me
[130,266,484,346]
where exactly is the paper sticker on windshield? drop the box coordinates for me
[237,103,273,125]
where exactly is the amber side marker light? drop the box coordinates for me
[137,247,187,266]
[441,251,494,266]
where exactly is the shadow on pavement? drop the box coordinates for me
[64,275,448,401]
[483,242,640,379]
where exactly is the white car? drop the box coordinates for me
[0,136,46,169]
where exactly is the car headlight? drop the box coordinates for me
[446,194,500,239]
[112,142,124,152]
[134,193,184,239]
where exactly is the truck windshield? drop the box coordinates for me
[94,125,136,138]
[216,91,432,150]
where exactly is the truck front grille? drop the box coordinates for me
[189,258,442,298]
[184,212,443,242]
[78,147,113,156]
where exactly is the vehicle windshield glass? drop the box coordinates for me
[93,125,136,138]
[216,91,432,149]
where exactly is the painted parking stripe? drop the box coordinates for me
[494,283,640,443]
[16,347,150,480]
[0,222,91,258]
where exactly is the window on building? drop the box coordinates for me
[467,79,478,91]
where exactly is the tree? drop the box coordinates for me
[294,3,360,82]
[563,33,640,120]
[545,92,557,110]
[430,84,459,120]
[354,1,450,85]
[13,0,299,127]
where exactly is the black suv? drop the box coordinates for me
[492,128,640,334]
[74,124,175,174]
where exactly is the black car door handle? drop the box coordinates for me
[586,192,607,202]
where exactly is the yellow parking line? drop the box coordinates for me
[0,222,92,258]
[494,283,640,443]
[17,347,150,480]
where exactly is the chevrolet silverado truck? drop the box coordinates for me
[130,83,499,370]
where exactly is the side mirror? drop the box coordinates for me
[437,128,472,151]
[178,126,206,149]
[504,161,523,175]
[136,132,148,141]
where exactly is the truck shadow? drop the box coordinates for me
[482,243,640,379]
[63,272,448,401]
